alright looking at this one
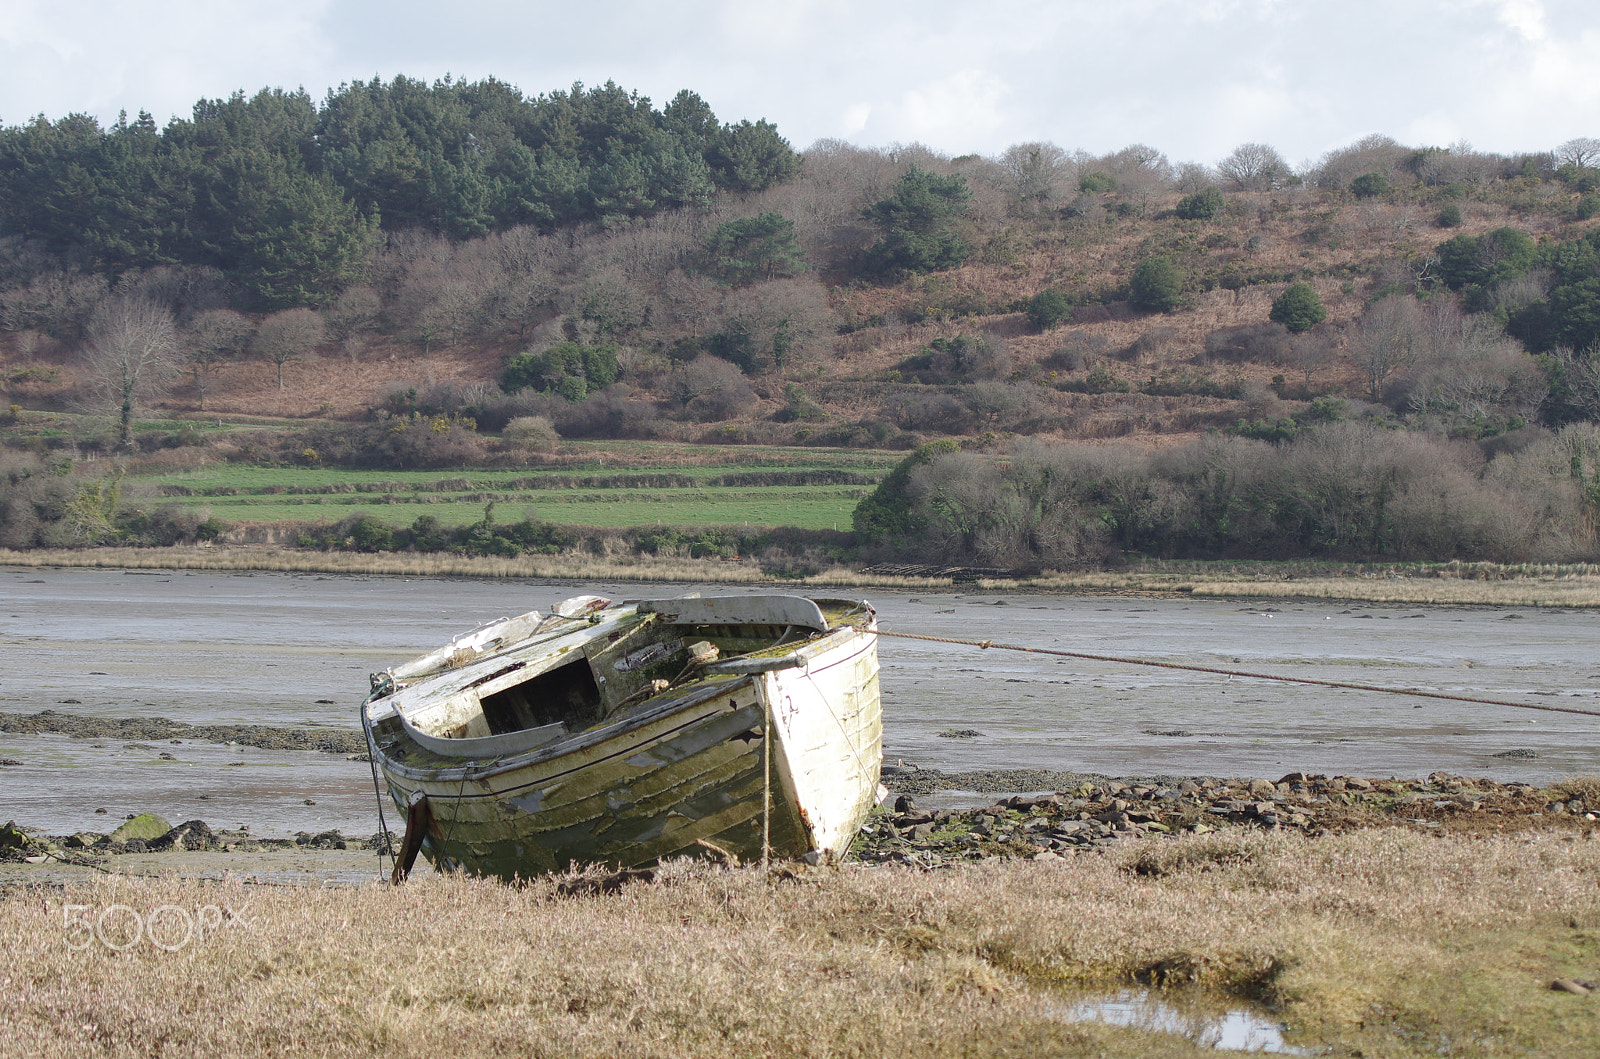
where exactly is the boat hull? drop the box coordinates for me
[368,609,880,880]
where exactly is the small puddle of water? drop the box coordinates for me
[1054,989,1310,1053]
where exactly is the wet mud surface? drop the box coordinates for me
[2,566,1597,840]
[0,709,366,754]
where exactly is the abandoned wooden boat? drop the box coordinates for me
[362,594,883,881]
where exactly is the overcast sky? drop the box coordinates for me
[2,0,1596,169]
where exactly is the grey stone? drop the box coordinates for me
[148,820,216,852]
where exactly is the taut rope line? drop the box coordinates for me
[874,628,1600,719]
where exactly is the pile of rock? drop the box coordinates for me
[13,814,369,861]
[853,772,1598,866]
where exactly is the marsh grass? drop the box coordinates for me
[9,547,1600,606]
[0,546,771,583]
[1180,576,1600,607]
[3,829,1597,1057]
[1554,776,1600,806]
[1016,564,1600,607]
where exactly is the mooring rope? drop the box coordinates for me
[359,683,396,877]
[761,688,772,876]
[873,628,1600,719]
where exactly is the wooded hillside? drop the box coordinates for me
[4,79,1600,565]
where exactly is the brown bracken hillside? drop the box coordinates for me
[6,134,1597,454]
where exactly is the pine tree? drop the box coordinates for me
[861,166,972,276]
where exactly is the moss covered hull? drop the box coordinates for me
[367,600,881,880]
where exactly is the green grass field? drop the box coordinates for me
[125,441,897,531]
[150,487,869,530]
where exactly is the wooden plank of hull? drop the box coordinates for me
[374,620,883,879]
[384,696,810,878]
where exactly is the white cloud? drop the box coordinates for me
[1490,0,1548,40]
[877,68,1013,148]
[0,0,1597,167]
[719,0,842,48]
[0,0,334,124]
[840,104,872,136]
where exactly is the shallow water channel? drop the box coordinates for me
[1,567,1596,837]
[1054,989,1307,1053]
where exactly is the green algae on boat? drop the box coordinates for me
[364,594,883,881]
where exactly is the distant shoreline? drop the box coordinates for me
[6,545,1600,607]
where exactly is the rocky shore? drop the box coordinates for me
[3,771,1594,878]
[859,770,1600,866]
[0,814,384,868]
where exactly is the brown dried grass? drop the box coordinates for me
[3,829,1597,1057]
[151,340,511,421]
[0,546,768,584]
[1179,575,1600,608]
[9,548,1600,607]
[1018,568,1600,608]
[1553,776,1600,808]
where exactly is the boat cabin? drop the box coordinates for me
[382,596,864,759]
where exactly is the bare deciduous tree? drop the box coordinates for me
[253,308,326,390]
[1290,330,1333,386]
[184,308,251,411]
[492,225,565,280]
[574,268,650,336]
[115,265,228,319]
[1308,134,1409,190]
[656,268,722,337]
[1172,162,1215,194]
[485,271,559,341]
[588,216,697,283]
[713,279,837,371]
[421,277,484,350]
[321,286,381,357]
[1543,346,1600,422]
[1216,142,1292,191]
[1351,295,1419,401]
[1409,341,1546,420]
[665,355,754,421]
[1415,140,1500,186]
[780,139,903,268]
[1098,143,1172,183]
[1555,137,1600,169]
[1,270,110,337]
[82,297,180,447]
[994,142,1074,216]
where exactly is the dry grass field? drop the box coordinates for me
[0,545,772,584]
[12,546,1600,609]
[3,828,1597,1057]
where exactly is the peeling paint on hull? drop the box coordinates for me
[365,597,882,881]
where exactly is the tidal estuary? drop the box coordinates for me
[2,567,1595,837]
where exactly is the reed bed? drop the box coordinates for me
[1181,576,1600,607]
[0,547,766,583]
[9,547,1600,606]
[1016,569,1600,607]
[2,829,1596,1057]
